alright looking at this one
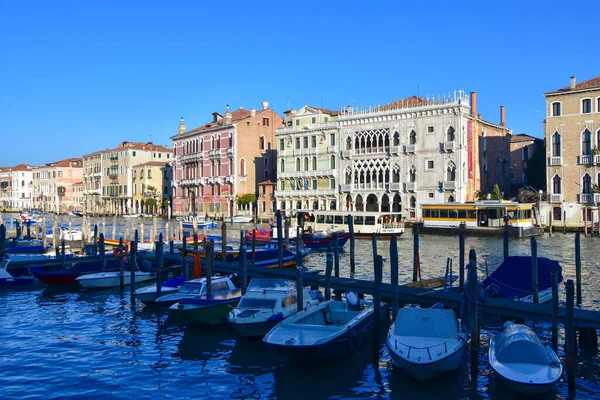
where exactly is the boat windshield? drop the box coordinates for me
[179,282,203,294]
[238,298,278,309]
[395,309,458,338]
[248,279,294,291]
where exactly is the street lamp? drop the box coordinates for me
[539,189,543,225]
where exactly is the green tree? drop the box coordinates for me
[490,184,502,200]
[236,193,257,206]
[525,143,547,191]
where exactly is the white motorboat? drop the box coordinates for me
[133,275,186,304]
[489,322,562,394]
[225,215,253,224]
[76,270,155,288]
[227,278,322,337]
[386,304,468,381]
[155,275,237,307]
[47,228,83,242]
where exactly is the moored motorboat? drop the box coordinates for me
[263,293,389,359]
[489,322,562,394]
[30,259,123,285]
[133,275,186,304]
[227,278,323,337]
[225,215,253,223]
[76,270,155,288]
[386,304,468,381]
[4,238,46,254]
[169,288,242,325]
[155,275,237,307]
[0,258,34,285]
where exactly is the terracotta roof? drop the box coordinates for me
[510,133,543,143]
[379,96,431,110]
[135,161,170,167]
[9,163,31,171]
[545,76,600,95]
[175,107,274,137]
[307,106,342,116]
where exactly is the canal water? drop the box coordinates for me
[1,213,600,399]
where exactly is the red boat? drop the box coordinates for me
[29,259,125,285]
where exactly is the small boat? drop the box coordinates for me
[169,288,242,325]
[403,276,458,290]
[30,258,124,285]
[228,278,323,337]
[386,304,468,381]
[155,275,237,307]
[295,231,350,249]
[489,322,562,394]
[122,214,138,218]
[71,211,84,217]
[76,270,155,288]
[4,238,46,254]
[263,293,389,359]
[225,215,253,224]
[0,258,34,285]
[182,219,217,229]
[133,275,186,304]
[46,227,83,242]
[482,256,563,303]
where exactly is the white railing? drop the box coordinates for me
[309,147,318,154]
[327,146,337,154]
[278,169,336,179]
[341,184,352,192]
[550,194,562,203]
[442,181,456,191]
[180,153,200,162]
[579,193,593,203]
[342,150,353,158]
[595,155,600,164]
[293,149,302,156]
[405,182,416,191]
[352,183,388,191]
[443,141,455,152]
[275,121,338,135]
[226,148,234,155]
[390,145,401,155]
[579,155,593,165]
[389,183,401,191]
[405,144,417,153]
[274,189,337,197]
[595,193,600,203]
[548,156,562,166]
[225,175,234,184]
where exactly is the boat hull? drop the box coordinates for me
[0,276,34,285]
[77,272,155,288]
[230,320,279,338]
[172,300,240,325]
[492,370,560,395]
[135,286,179,303]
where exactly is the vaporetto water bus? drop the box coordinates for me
[291,210,405,238]
[418,201,540,237]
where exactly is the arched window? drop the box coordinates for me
[240,159,246,176]
[582,174,592,194]
[410,196,416,209]
[448,195,455,203]
[447,162,456,181]
[409,165,416,183]
[260,136,265,150]
[312,157,317,170]
[447,126,455,142]
[597,129,600,150]
[393,131,400,146]
[522,146,529,161]
[346,137,352,150]
[409,130,417,145]
[296,201,301,210]
[296,158,300,171]
[392,164,400,183]
[304,157,309,171]
[330,200,337,210]
[552,132,561,157]
[280,159,285,173]
[345,168,352,185]
[330,155,336,169]
[582,129,592,155]
[552,175,561,194]
[312,201,319,210]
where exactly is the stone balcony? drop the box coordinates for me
[549,194,562,203]
[578,155,593,165]
[443,141,456,152]
[405,144,417,154]
[342,150,353,159]
[547,156,561,166]
[341,184,352,192]
[278,169,336,179]
[595,193,600,203]
[578,193,593,203]
[274,189,337,197]
[389,182,402,191]
[442,181,456,191]
[595,155,600,164]
[180,153,200,163]
[327,146,337,154]
[226,148,234,156]
[405,182,416,192]
[389,145,401,155]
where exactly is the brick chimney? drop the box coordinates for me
[570,76,576,90]
[178,117,186,135]
[470,92,477,117]
[224,104,232,123]
[261,101,269,110]
[500,106,506,126]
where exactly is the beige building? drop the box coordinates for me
[82,151,103,214]
[544,75,600,227]
[131,162,172,215]
[32,158,83,213]
[72,182,84,212]
[509,133,544,196]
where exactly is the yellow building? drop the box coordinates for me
[544,75,600,227]
[131,162,172,215]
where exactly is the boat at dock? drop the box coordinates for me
[133,275,186,303]
[263,293,389,359]
[169,288,242,325]
[76,270,155,288]
[292,210,405,238]
[0,258,34,285]
[227,278,323,337]
[245,227,349,249]
[30,258,124,285]
[489,322,562,394]
[225,215,253,224]
[155,275,237,307]
[386,304,468,381]
[419,201,541,237]
[3,238,47,254]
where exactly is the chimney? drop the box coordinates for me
[251,108,256,117]
[178,117,186,135]
[500,106,506,126]
[261,101,269,110]
[470,92,477,117]
[570,76,576,90]
[224,104,232,123]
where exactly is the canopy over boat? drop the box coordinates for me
[494,324,554,365]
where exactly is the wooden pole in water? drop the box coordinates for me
[139,223,144,244]
[53,215,58,249]
[182,233,188,280]
[565,279,576,397]
[42,216,47,252]
[193,233,198,251]
[206,240,213,296]
[99,233,106,271]
[325,245,333,301]
[61,240,66,269]
[372,232,378,262]
[26,220,31,240]
[130,230,137,293]
[276,210,283,269]
[119,237,125,290]
[412,224,419,283]
[575,231,582,305]
[468,248,479,388]
[549,210,553,236]
[348,214,355,274]
[102,216,106,237]
[179,219,183,241]
[296,266,304,312]
[373,254,383,359]
[584,207,588,237]
[0,225,6,259]
[192,217,198,238]
[295,225,302,268]
[153,216,157,241]
[251,229,256,267]
[239,244,247,295]
[165,222,169,244]
[221,221,227,260]
[156,233,163,299]
[503,226,509,260]
[112,214,117,240]
[551,264,558,351]
[284,216,290,250]
[93,224,98,255]
[531,236,539,304]
[563,210,566,234]
[333,233,341,301]
[390,233,399,321]
[459,224,465,292]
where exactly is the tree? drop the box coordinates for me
[146,198,158,214]
[525,143,546,191]
[236,193,257,206]
[490,184,502,200]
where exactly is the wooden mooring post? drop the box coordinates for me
[390,233,399,320]
[412,224,419,282]
[0,225,6,259]
[276,210,283,269]
[182,234,189,280]
[468,248,480,388]
[348,214,355,274]
[155,233,163,300]
[549,211,553,236]
[206,239,214,296]
[296,266,304,312]
[373,254,383,359]
[112,215,117,240]
[325,245,333,301]
[575,232,582,305]
[239,244,247,295]
[551,264,558,351]
[93,224,98,255]
[295,226,302,269]
[284,217,290,250]
[459,224,465,292]
[503,225,509,260]
[99,233,106,270]
[221,222,227,260]
[531,236,539,304]
[251,229,256,267]
[565,279,576,398]
[333,233,341,301]
[118,238,125,291]
[130,230,138,293]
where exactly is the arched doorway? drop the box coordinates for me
[366,194,378,212]
[355,195,364,211]
[381,194,390,212]
[312,200,319,210]
[330,200,336,210]
[346,194,353,211]
[392,194,401,212]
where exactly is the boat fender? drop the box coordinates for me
[113,245,129,258]
[346,334,358,354]
[268,313,284,322]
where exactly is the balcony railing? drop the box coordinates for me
[549,194,562,203]
[341,184,352,192]
[226,148,234,156]
[389,182,401,191]
[405,144,417,154]
[595,193,600,203]
[327,146,337,154]
[442,181,456,191]
[293,149,302,156]
[443,141,455,152]
[405,182,416,192]
[225,175,235,184]
[181,153,200,163]
[390,145,401,155]
[578,155,593,165]
[579,193,593,203]
[180,177,205,186]
[548,156,561,166]
[595,155,600,164]
[342,150,353,159]
[274,189,337,197]
[278,169,336,179]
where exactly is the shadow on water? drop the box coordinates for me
[174,324,236,362]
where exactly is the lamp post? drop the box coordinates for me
[538,189,543,225]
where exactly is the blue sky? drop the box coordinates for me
[1,1,598,166]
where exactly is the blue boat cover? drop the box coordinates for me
[482,256,563,299]
[162,276,186,288]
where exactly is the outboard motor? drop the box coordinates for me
[346,292,362,311]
